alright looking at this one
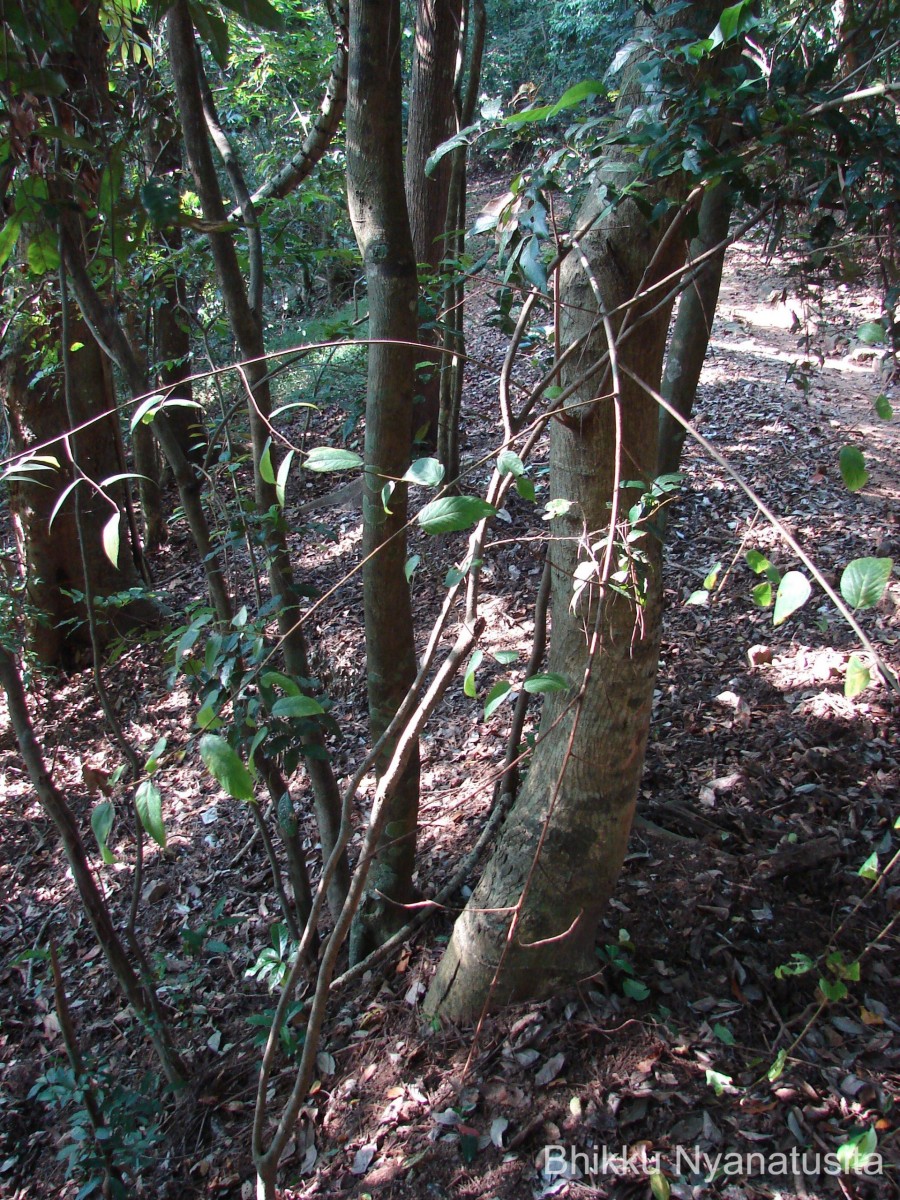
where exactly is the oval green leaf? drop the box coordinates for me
[271,695,325,719]
[305,447,363,473]
[418,496,496,535]
[463,649,483,699]
[840,557,892,610]
[402,457,445,487]
[199,734,255,802]
[773,571,811,626]
[523,672,569,694]
[135,779,166,848]
[91,800,117,864]
[484,679,512,718]
[844,654,870,698]
[839,445,868,492]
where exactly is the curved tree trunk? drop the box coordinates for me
[346,0,421,962]
[426,1,720,1023]
[658,180,733,476]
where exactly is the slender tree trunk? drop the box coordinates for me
[426,1,720,1022]
[0,644,185,1085]
[658,181,733,476]
[167,0,350,916]
[346,0,421,962]
[405,0,463,449]
[436,0,485,483]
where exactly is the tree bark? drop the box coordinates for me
[658,182,733,476]
[426,1,720,1022]
[2,318,145,667]
[405,0,463,448]
[346,0,421,961]
[167,0,350,916]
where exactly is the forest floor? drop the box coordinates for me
[0,226,898,1200]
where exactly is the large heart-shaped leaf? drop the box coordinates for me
[840,557,893,610]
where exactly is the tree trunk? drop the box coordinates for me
[346,0,421,962]
[167,0,350,916]
[2,319,145,667]
[436,0,485,483]
[405,0,463,449]
[658,181,733,476]
[426,2,720,1022]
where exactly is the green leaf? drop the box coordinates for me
[687,590,710,606]
[216,0,284,30]
[543,498,575,520]
[773,571,810,626]
[102,512,120,569]
[26,230,60,276]
[196,704,224,731]
[622,977,650,1001]
[271,695,325,719]
[839,446,868,492]
[711,0,756,46]
[857,321,885,345]
[199,735,255,802]
[0,213,22,269]
[840,557,892,609]
[493,650,519,666]
[713,1023,735,1045]
[135,780,166,848]
[745,549,772,574]
[463,650,483,699]
[418,496,496,535]
[304,447,363,473]
[752,580,773,607]
[484,680,512,718]
[497,450,525,477]
[144,736,167,775]
[767,1049,787,1082]
[404,554,420,583]
[425,121,480,177]
[836,1127,878,1174]
[818,976,847,1003]
[274,450,294,508]
[703,561,722,590]
[844,654,870,698]
[402,457,444,487]
[858,851,878,881]
[259,439,275,485]
[91,801,117,864]
[458,1129,479,1164]
[516,476,536,502]
[649,1171,671,1200]
[523,672,569,694]
[775,952,815,979]
[506,79,604,125]
[705,1069,733,1096]
[873,394,893,420]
